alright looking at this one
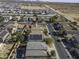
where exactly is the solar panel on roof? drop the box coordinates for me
[29,34,42,40]
[0,30,8,38]
[16,46,26,58]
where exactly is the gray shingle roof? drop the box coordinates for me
[26,50,47,57]
[26,42,47,57]
[26,42,47,50]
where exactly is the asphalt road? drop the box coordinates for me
[47,23,71,59]
[0,13,55,16]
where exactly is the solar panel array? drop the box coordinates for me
[28,34,42,41]
[0,30,8,38]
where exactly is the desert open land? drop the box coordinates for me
[47,3,79,21]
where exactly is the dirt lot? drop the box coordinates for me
[64,13,79,21]
[48,3,79,21]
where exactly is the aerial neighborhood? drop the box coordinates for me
[0,1,79,59]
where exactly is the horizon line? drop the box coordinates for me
[0,1,79,3]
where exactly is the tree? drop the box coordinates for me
[33,13,39,22]
[59,28,66,36]
[10,32,24,42]
[21,15,25,19]
[72,22,77,25]
[75,45,79,49]
[45,38,53,47]
[69,24,77,30]
[0,16,4,23]
[51,50,56,56]
[33,13,37,17]
[10,35,17,42]
[50,15,58,23]
[23,30,31,43]
[23,29,31,36]
[29,25,32,29]
[16,32,24,42]
[43,29,48,35]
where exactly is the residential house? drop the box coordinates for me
[28,33,43,41]
[0,30,10,42]
[25,42,49,59]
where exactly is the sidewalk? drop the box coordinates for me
[46,25,60,59]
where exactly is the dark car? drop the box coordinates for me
[53,22,63,30]
[52,32,59,36]
[56,39,61,42]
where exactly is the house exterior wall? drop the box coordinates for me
[25,56,47,59]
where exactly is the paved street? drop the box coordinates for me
[47,23,71,59]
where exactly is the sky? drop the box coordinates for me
[1,0,79,3]
[26,0,79,3]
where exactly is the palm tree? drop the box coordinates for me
[10,32,24,42]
